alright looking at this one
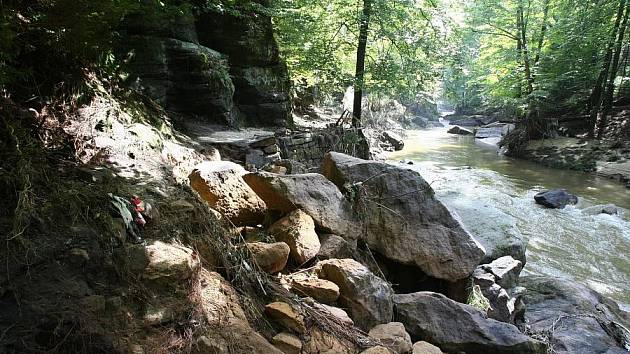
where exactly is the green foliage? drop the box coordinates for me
[443,0,621,118]
[273,0,457,103]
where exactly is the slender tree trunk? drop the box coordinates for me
[352,0,372,127]
[517,1,534,95]
[598,2,630,138]
[534,0,550,67]
[589,0,626,137]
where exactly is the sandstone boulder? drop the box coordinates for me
[368,322,412,353]
[189,161,266,225]
[302,327,359,354]
[244,172,354,236]
[268,209,320,264]
[322,152,485,281]
[291,277,340,304]
[246,242,290,274]
[272,332,302,354]
[360,346,390,354]
[197,270,282,354]
[520,276,630,354]
[131,241,199,282]
[394,292,546,354]
[265,302,306,334]
[310,302,354,326]
[317,259,394,330]
[534,189,578,209]
[412,341,444,354]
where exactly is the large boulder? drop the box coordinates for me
[317,259,394,330]
[322,152,485,281]
[394,292,546,354]
[520,276,630,354]
[189,161,267,226]
[243,172,355,237]
[534,189,578,209]
[268,209,321,265]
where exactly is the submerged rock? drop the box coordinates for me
[582,203,619,216]
[534,189,578,209]
[322,152,485,281]
[317,258,394,330]
[394,292,546,354]
[520,276,630,354]
[381,131,405,151]
[447,125,473,135]
[189,161,267,226]
[475,122,516,139]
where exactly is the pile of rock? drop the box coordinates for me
[184,151,629,354]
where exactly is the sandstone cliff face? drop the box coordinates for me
[120,3,291,127]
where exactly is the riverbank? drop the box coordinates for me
[389,128,630,311]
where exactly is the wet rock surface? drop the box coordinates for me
[520,276,630,354]
[534,189,579,209]
[394,291,547,354]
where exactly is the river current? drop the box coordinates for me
[388,125,630,310]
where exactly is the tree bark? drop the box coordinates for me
[589,0,626,137]
[352,0,372,127]
[517,1,534,95]
[598,2,630,138]
[533,0,550,67]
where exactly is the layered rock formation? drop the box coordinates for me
[121,3,291,127]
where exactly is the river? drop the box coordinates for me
[388,125,630,311]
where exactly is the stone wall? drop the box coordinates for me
[277,127,370,167]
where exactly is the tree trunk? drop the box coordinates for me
[589,0,626,137]
[517,1,534,95]
[598,2,630,138]
[533,0,550,67]
[352,0,372,127]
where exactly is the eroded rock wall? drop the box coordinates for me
[120,3,291,127]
